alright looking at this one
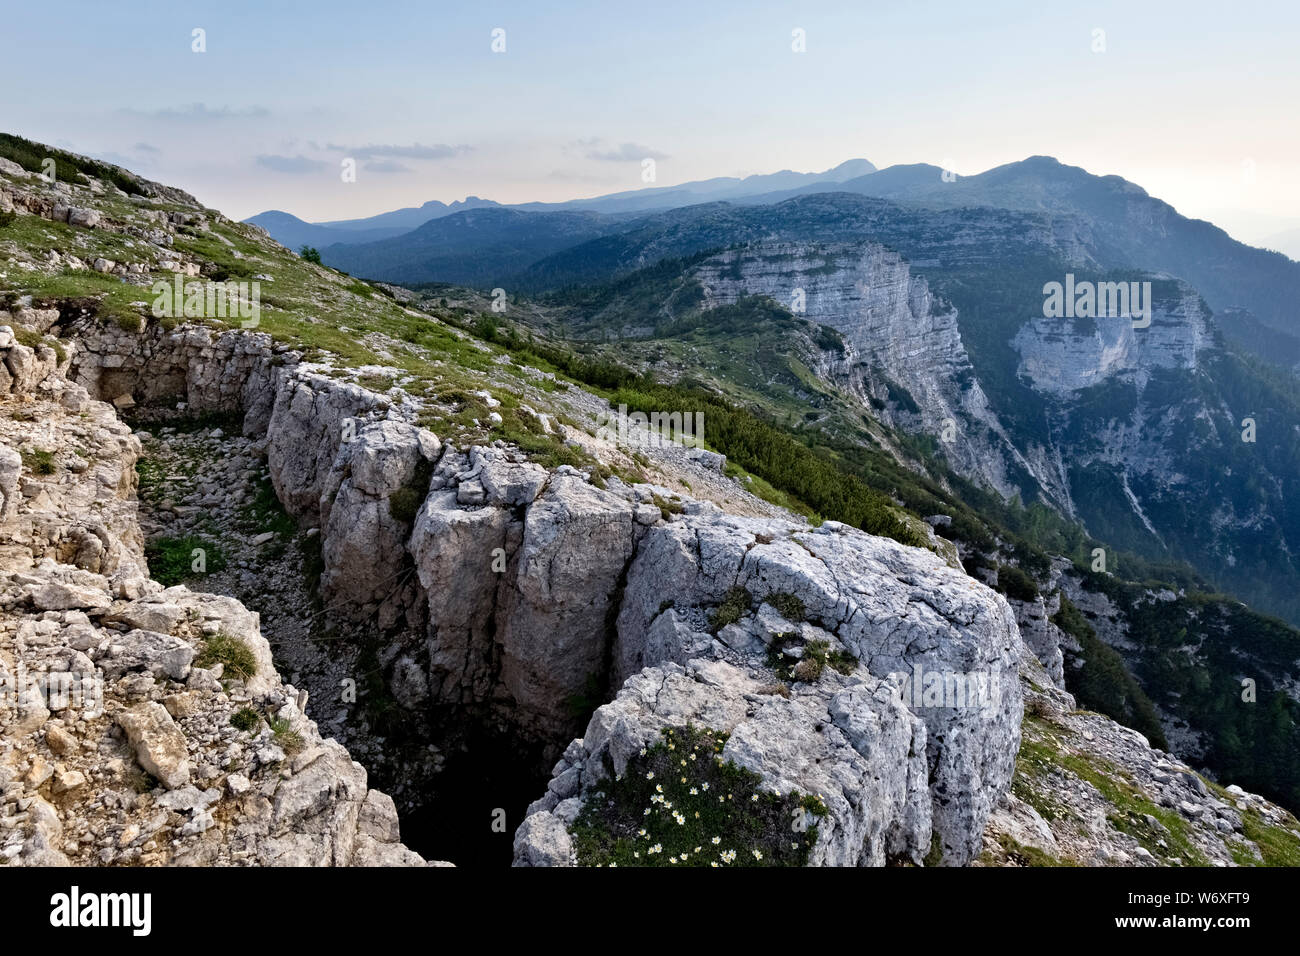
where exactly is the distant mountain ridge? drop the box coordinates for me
[318,207,630,287]
[362,175,1300,628]
[318,196,501,231]
[243,158,877,250]
[246,196,501,251]
[299,155,1300,370]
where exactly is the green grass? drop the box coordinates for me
[230,707,261,732]
[133,456,167,496]
[144,534,227,586]
[709,586,752,633]
[268,715,304,755]
[20,448,56,475]
[1014,716,1208,865]
[1236,810,1300,866]
[13,326,67,363]
[570,725,823,866]
[239,473,297,539]
[194,632,258,682]
[987,832,1069,867]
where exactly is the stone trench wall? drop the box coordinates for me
[57,320,1026,866]
[0,320,430,866]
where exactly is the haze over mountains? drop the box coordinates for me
[249,155,1300,366]
[245,158,878,252]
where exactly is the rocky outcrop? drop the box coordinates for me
[978,655,1300,867]
[8,309,1293,870]
[1009,592,1068,689]
[55,319,1024,866]
[0,332,430,867]
[516,658,932,867]
[318,419,440,631]
[399,445,1021,861]
[1,312,1038,868]
[76,319,1029,864]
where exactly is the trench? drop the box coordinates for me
[64,330,582,866]
[124,406,566,865]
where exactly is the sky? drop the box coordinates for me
[4,0,1298,248]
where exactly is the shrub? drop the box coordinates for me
[996,564,1040,603]
[298,246,322,264]
[0,210,15,229]
[21,448,56,475]
[144,534,226,586]
[0,132,145,195]
[268,715,304,755]
[195,632,258,682]
[388,486,423,523]
[388,457,434,523]
[114,309,142,332]
[792,652,825,682]
[827,646,858,675]
[651,493,684,521]
[709,586,752,632]
[765,592,805,623]
[230,707,261,731]
[771,636,856,682]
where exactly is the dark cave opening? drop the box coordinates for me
[392,727,553,867]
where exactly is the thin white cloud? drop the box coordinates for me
[119,103,270,120]
[255,154,328,174]
[363,159,412,174]
[326,143,471,160]
[583,141,669,162]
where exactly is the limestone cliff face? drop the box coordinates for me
[1007,281,1287,591]
[687,244,1281,602]
[1012,285,1213,397]
[256,366,1024,865]
[0,328,430,867]
[691,242,1063,505]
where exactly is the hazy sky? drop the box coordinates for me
[5,0,1298,246]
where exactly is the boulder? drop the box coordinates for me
[117,702,191,790]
